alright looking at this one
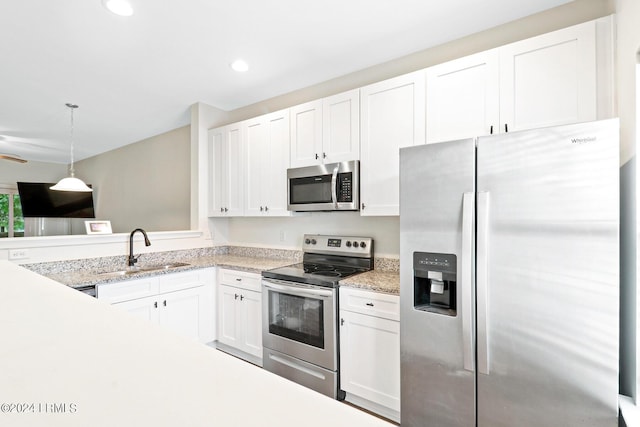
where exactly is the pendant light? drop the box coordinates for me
[50,103,93,192]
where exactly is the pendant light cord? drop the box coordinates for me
[66,103,78,178]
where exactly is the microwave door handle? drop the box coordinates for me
[331,165,339,208]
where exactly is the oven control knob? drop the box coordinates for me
[360,241,367,249]
[311,239,317,245]
[346,241,352,247]
[353,241,359,248]
[305,238,311,244]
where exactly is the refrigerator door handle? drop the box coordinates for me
[461,192,475,372]
[477,191,490,375]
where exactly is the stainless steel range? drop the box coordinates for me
[261,234,374,399]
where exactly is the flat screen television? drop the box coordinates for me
[17,182,95,218]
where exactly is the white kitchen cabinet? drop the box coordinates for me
[360,70,425,216]
[97,269,215,344]
[425,16,614,144]
[290,89,360,167]
[244,109,290,217]
[425,49,500,143]
[208,123,244,216]
[339,287,400,423]
[217,269,263,361]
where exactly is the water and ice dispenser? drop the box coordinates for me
[413,252,457,316]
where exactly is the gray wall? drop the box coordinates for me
[0,160,67,184]
[75,125,190,233]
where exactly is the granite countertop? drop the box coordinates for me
[26,247,400,295]
[340,269,400,295]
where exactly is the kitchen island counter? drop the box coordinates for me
[0,260,393,427]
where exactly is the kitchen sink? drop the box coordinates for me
[97,262,190,278]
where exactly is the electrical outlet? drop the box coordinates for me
[9,249,29,260]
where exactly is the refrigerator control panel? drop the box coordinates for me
[413,252,456,316]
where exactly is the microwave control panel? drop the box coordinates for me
[337,172,353,202]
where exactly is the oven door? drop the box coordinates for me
[262,279,337,370]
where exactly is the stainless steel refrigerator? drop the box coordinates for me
[399,119,619,427]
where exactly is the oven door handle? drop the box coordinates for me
[331,165,339,208]
[263,281,333,299]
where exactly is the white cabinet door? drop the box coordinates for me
[218,283,241,348]
[290,100,322,168]
[245,110,291,217]
[208,124,244,216]
[339,310,400,413]
[217,283,262,358]
[322,89,360,164]
[290,90,359,168]
[238,289,263,358]
[159,286,208,342]
[500,20,597,132]
[360,71,425,216]
[426,50,500,144]
[114,295,161,324]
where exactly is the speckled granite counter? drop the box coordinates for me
[339,257,400,295]
[24,247,400,295]
[25,246,301,289]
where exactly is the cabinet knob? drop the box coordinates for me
[361,203,366,210]
[315,153,319,160]
[220,207,224,213]
[323,152,327,159]
[234,293,239,300]
[264,206,269,212]
[236,278,242,282]
[340,318,345,326]
[240,294,245,301]
[163,300,167,307]
[154,301,158,308]
[224,207,228,212]
[260,206,264,212]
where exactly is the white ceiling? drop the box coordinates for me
[0,0,571,164]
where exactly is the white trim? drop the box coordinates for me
[0,230,203,249]
[620,395,639,426]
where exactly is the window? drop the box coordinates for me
[0,185,24,238]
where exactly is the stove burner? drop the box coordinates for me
[303,263,359,277]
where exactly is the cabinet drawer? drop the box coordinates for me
[97,277,159,304]
[219,269,261,292]
[158,270,205,293]
[339,287,399,321]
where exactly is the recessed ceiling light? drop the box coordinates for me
[230,59,249,73]
[102,0,134,17]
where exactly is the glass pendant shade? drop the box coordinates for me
[51,103,93,193]
[50,176,93,192]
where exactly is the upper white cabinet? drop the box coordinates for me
[425,50,500,143]
[426,16,614,144]
[245,109,291,217]
[360,71,425,216]
[290,89,360,168]
[208,124,244,216]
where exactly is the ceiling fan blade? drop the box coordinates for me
[0,154,27,163]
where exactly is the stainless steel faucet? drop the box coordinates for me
[128,228,151,267]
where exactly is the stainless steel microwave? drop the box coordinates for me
[287,160,359,212]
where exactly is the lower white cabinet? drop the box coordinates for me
[339,287,400,423]
[97,269,215,344]
[217,269,263,361]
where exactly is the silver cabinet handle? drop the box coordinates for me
[365,302,374,307]
[477,191,490,375]
[234,293,239,300]
[361,203,366,210]
[220,207,224,213]
[240,294,244,301]
[224,207,228,212]
[154,301,158,308]
[340,318,345,326]
[260,206,264,212]
[323,152,327,159]
[315,153,319,160]
[163,300,167,307]
[462,192,475,372]
[264,206,269,212]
